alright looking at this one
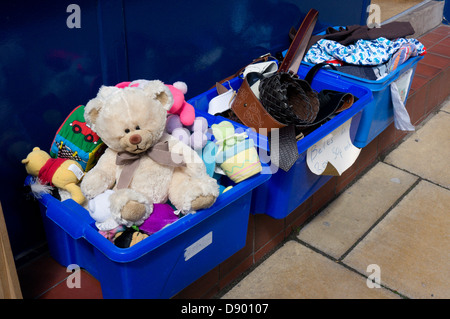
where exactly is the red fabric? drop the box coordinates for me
[38,157,67,186]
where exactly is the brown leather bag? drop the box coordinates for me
[230,8,319,135]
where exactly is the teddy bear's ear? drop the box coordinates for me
[84,97,102,129]
[84,86,120,129]
[141,80,174,111]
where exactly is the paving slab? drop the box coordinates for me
[384,110,450,188]
[222,241,400,299]
[297,162,418,259]
[343,180,450,299]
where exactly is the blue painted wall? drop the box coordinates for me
[0,0,369,258]
[443,0,450,24]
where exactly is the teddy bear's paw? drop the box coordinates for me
[122,201,148,223]
[109,189,153,227]
[81,173,113,199]
[190,195,216,211]
[169,173,220,212]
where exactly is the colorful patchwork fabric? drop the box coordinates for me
[304,37,425,66]
[50,105,106,172]
[387,43,418,72]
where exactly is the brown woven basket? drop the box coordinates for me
[259,72,319,127]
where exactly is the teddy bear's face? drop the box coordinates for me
[85,81,173,154]
[96,90,167,154]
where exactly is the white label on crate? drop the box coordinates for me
[68,164,85,180]
[306,118,361,176]
[184,231,213,261]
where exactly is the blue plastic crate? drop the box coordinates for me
[27,111,270,299]
[303,56,423,148]
[301,25,424,148]
[189,64,373,219]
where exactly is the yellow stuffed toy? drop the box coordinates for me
[22,147,86,205]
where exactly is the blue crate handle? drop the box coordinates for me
[24,175,94,239]
[46,197,95,240]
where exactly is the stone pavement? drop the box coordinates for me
[222,98,450,299]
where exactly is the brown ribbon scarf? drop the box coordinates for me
[115,141,186,189]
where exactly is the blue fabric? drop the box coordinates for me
[304,37,425,66]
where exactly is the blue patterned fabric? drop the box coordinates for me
[304,37,425,66]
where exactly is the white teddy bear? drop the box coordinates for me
[80,80,219,227]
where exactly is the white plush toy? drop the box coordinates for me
[87,190,120,230]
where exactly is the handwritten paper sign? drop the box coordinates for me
[306,119,361,176]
